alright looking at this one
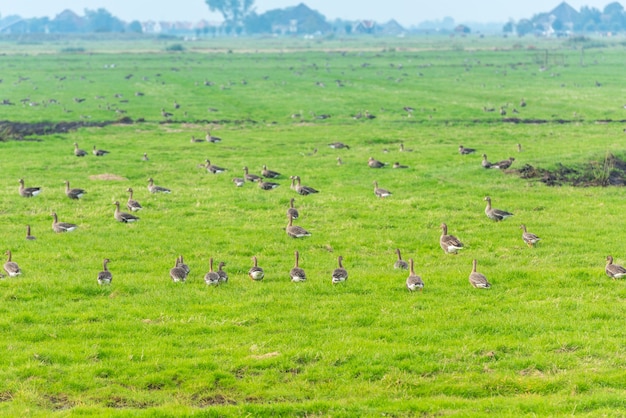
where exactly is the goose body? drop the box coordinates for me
[97,258,112,285]
[204,258,220,285]
[373,181,392,198]
[290,251,306,282]
[520,224,540,247]
[51,212,78,233]
[126,188,143,212]
[292,176,319,195]
[92,145,110,156]
[26,225,36,240]
[287,198,299,220]
[482,154,494,169]
[494,157,515,170]
[262,165,281,178]
[147,178,171,194]
[328,142,350,149]
[484,196,513,221]
[243,166,261,182]
[399,143,413,152]
[142,153,149,161]
[18,179,41,197]
[286,215,310,238]
[406,258,424,292]
[217,262,228,283]
[64,180,86,200]
[368,157,386,168]
[170,257,187,283]
[4,250,21,277]
[206,131,222,143]
[232,177,245,187]
[469,259,491,288]
[74,142,87,157]
[392,162,408,169]
[113,201,140,223]
[459,145,476,155]
[257,178,280,190]
[249,256,265,281]
[177,255,190,276]
[440,223,464,254]
[205,160,226,174]
[332,255,348,284]
[605,256,626,279]
[394,249,409,270]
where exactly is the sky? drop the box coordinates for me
[0,1,619,26]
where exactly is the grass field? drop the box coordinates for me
[1,34,626,416]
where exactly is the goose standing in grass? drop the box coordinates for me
[484,196,513,222]
[368,157,386,168]
[332,255,348,284]
[459,145,476,155]
[286,214,311,238]
[290,251,306,282]
[204,258,220,285]
[257,178,280,190]
[19,178,42,198]
[243,166,261,182]
[26,225,36,240]
[337,157,343,166]
[520,224,540,247]
[147,178,171,194]
[249,256,265,281]
[64,180,86,200]
[232,177,245,187]
[373,181,392,198]
[92,145,110,156]
[4,250,21,277]
[204,159,226,174]
[217,262,228,283]
[287,198,299,220]
[51,212,78,233]
[605,256,626,279]
[494,157,515,170]
[392,162,408,169]
[469,259,491,288]
[399,143,413,152]
[178,255,190,276]
[206,131,222,143]
[170,257,187,283]
[142,153,149,161]
[97,258,112,285]
[113,201,140,223]
[328,142,350,149]
[292,176,319,195]
[406,258,424,292]
[190,135,204,143]
[126,188,142,212]
[440,223,464,254]
[394,249,409,270]
[482,154,494,169]
[74,142,87,157]
[262,165,281,178]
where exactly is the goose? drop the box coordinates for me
[178,255,190,276]
[74,142,87,157]
[469,259,491,288]
[392,162,408,169]
[217,261,228,283]
[484,196,513,221]
[64,180,86,200]
[368,157,386,168]
[290,251,306,282]
[257,178,280,190]
[113,201,140,223]
[293,176,319,195]
[205,160,226,174]
[520,224,540,247]
[232,177,245,187]
[51,212,78,233]
[520,98,527,107]
[373,181,392,198]
[204,258,220,285]
[459,145,476,155]
[26,225,36,240]
[4,250,21,277]
[92,145,109,156]
[243,166,261,182]
[18,178,42,197]
[440,223,464,254]
[494,157,515,170]
[147,178,171,194]
[97,258,112,285]
[286,214,311,238]
[170,257,187,283]
[337,157,343,166]
[406,258,424,292]
[190,136,204,143]
[328,142,350,149]
[142,153,149,161]
[249,256,265,281]
[394,249,409,270]
[482,154,494,169]
[161,108,173,118]
[332,255,348,284]
[517,143,523,152]
[126,188,142,212]
[399,143,413,152]
[261,165,281,178]
[206,131,222,143]
[287,198,299,220]
[605,255,626,279]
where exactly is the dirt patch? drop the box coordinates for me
[0,118,134,141]
[193,394,237,407]
[514,153,626,186]
[89,173,128,181]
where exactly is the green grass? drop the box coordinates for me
[1,35,626,416]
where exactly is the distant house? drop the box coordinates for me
[379,19,405,35]
[257,3,330,35]
[353,20,376,34]
[533,1,579,34]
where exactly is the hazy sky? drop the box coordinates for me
[0,1,619,26]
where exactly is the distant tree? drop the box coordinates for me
[604,2,624,15]
[551,18,564,32]
[502,20,514,34]
[27,17,50,33]
[205,0,254,33]
[127,20,143,33]
[575,6,601,31]
[84,8,124,32]
[516,19,534,36]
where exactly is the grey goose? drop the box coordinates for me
[292,176,319,195]
[26,225,36,240]
[205,160,227,174]
[484,196,513,222]
[257,178,280,190]
[126,188,142,212]
[290,251,306,282]
[74,142,88,157]
[147,178,171,194]
[328,142,350,149]
[262,165,281,178]
[440,223,464,254]
[206,131,222,143]
[170,257,187,283]
[373,181,392,198]
[287,198,299,220]
[286,215,310,238]
[92,145,110,156]
[368,157,386,168]
[469,259,491,289]
[113,201,140,223]
[394,249,409,270]
[4,250,21,277]
[482,154,494,169]
[459,145,476,155]
[232,177,245,187]
[392,162,408,169]
[605,256,626,279]
[51,212,78,233]
[332,255,348,284]
[520,224,540,247]
[97,258,112,285]
[217,262,228,283]
[249,256,265,281]
[64,180,86,200]
[406,258,424,292]
[178,255,190,276]
[19,178,42,198]
[204,258,220,285]
[243,166,261,182]
[494,157,515,170]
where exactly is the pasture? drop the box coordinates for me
[1,34,626,416]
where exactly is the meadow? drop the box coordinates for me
[1,34,626,416]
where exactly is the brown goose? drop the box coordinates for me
[287,198,299,220]
[4,250,21,277]
[206,131,222,143]
[262,165,281,178]
[19,178,42,198]
[147,178,171,194]
[257,178,280,190]
[92,145,110,156]
[170,257,187,283]
[494,157,515,170]
[332,255,348,284]
[26,225,36,240]
[517,143,523,152]
[248,256,265,281]
[469,259,491,288]
[142,153,149,161]
[337,157,343,166]
[64,180,86,200]
[392,162,408,169]
[605,256,626,279]
[290,250,306,282]
[440,223,464,254]
[232,177,245,187]
[394,249,409,270]
[373,181,392,198]
[293,176,319,195]
[126,188,142,212]
[406,258,424,292]
[204,258,220,285]
[459,145,476,155]
[243,166,261,182]
[368,157,386,168]
[399,143,413,152]
[520,224,540,247]
[205,160,226,174]
[190,135,204,143]
[484,196,513,222]
[328,142,350,149]
[286,214,311,238]
[97,258,112,285]
[51,212,78,233]
[217,261,228,283]
[113,201,140,223]
[482,154,493,169]
[74,142,87,157]
[177,255,190,276]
